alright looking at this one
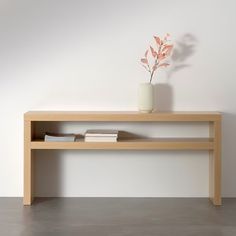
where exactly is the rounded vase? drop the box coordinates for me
[138,83,154,113]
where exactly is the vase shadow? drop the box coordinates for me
[153,83,173,112]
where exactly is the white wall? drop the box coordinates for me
[0,0,236,197]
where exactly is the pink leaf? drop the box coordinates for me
[152,64,158,71]
[165,47,173,56]
[157,53,166,61]
[154,36,161,46]
[150,46,157,57]
[158,63,170,68]
[162,45,173,51]
[160,45,173,57]
[145,50,149,58]
[141,58,148,64]
[164,33,170,40]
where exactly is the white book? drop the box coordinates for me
[44,133,76,142]
[84,136,117,142]
[85,129,119,137]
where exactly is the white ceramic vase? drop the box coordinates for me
[138,83,154,113]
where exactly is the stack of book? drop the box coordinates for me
[84,129,119,142]
[44,133,76,142]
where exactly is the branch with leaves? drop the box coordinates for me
[141,34,173,83]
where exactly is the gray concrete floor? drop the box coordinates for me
[0,198,236,236]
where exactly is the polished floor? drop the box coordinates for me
[0,198,236,236]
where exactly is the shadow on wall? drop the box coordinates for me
[153,33,197,111]
[153,83,173,111]
[167,33,198,80]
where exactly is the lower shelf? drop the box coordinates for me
[30,138,214,150]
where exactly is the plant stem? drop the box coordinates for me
[150,71,154,83]
[149,57,159,83]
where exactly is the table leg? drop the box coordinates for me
[209,120,221,205]
[24,120,34,205]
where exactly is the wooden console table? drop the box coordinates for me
[24,111,221,206]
